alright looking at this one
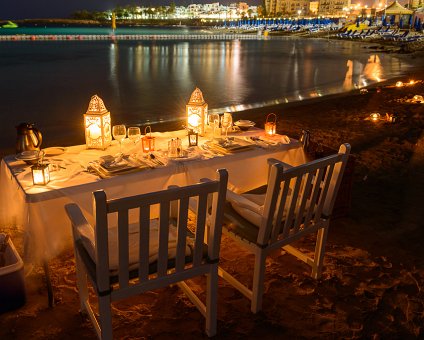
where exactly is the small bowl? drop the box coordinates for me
[234,120,255,131]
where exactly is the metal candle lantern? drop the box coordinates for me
[188,129,198,147]
[141,126,155,153]
[84,95,112,149]
[31,163,50,185]
[265,113,277,136]
[186,87,208,136]
[395,81,403,88]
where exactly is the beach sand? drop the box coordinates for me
[1,57,423,338]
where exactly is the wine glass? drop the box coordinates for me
[127,126,141,145]
[112,124,126,153]
[221,112,233,139]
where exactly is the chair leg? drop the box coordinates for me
[98,295,113,340]
[205,265,218,337]
[251,251,266,313]
[312,226,329,279]
[75,252,89,313]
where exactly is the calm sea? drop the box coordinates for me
[0,27,418,152]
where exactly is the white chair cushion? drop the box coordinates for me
[226,190,264,228]
[77,219,192,271]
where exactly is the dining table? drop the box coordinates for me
[0,127,307,305]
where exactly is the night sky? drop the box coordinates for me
[1,0,261,20]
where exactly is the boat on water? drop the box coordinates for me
[2,21,18,28]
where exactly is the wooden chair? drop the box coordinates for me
[219,144,350,313]
[65,169,228,339]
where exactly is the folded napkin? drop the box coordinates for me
[262,135,291,145]
[100,154,128,171]
[226,190,264,228]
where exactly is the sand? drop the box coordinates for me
[1,56,423,338]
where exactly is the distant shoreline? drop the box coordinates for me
[0,18,214,28]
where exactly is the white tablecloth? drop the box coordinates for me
[0,129,306,264]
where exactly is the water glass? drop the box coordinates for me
[112,124,126,153]
[127,127,141,145]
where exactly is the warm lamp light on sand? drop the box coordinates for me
[142,126,155,153]
[370,112,381,122]
[84,95,112,149]
[395,81,403,88]
[31,163,50,185]
[186,87,207,136]
[265,113,277,136]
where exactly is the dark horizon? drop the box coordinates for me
[0,1,262,20]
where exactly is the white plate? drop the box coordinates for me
[44,147,65,157]
[16,150,40,160]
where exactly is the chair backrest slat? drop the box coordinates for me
[293,171,315,233]
[193,193,208,267]
[276,181,291,239]
[258,163,283,244]
[157,201,171,277]
[314,163,335,223]
[284,174,303,233]
[303,167,326,229]
[118,209,130,288]
[138,205,150,281]
[175,197,189,272]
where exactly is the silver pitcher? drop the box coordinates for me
[15,123,42,154]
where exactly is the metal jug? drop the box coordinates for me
[299,129,310,151]
[15,123,43,153]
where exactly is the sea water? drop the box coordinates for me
[0,33,417,151]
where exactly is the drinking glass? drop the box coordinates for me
[127,127,141,145]
[208,113,220,140]
[112,124,126,153]
[221,112,233,139]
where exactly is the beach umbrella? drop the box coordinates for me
[399,17,403,28]
[382,15,387,26]
[408,15,412,27]
[356,17,360,27]
[390,15,395,26]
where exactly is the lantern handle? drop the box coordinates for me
[144,125,152,137]
[266,113,277,124]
